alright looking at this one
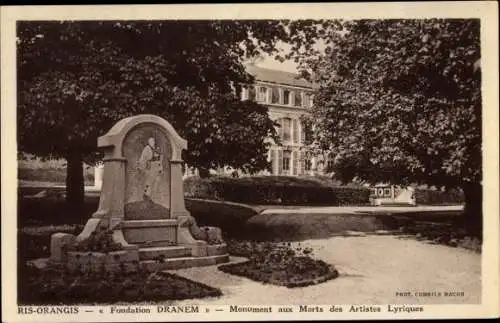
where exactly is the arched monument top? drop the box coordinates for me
[98,114,187,160]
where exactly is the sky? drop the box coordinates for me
[250,39,327,73]
[257,53,299,73]
[243,41,300,73]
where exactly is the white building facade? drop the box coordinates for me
[241,65,332,176]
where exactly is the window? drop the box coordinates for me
[283,90,290,105]
[302,123,313,144]
[304,93,313,108]
[257,86,267,102]
[281,118,292,142]
[294,91,302,107]
[305,159,312,171]
[248,87,256,101]
[283,150,291,171]
[271,87,280,104]
[292,119,299,143]
[326,156,335,172]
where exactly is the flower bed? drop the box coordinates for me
[19,264,222,305]
[219,240,339,288]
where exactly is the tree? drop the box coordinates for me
[299,19,482,233]
[17,20,321,219]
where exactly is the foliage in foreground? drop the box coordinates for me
[19,265,222,305]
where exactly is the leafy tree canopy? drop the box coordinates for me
[17,20,322,174]
[297,19,481,189]
[17,19,323,214]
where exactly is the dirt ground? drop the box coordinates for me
[165,235,481,305]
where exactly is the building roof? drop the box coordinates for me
[246,64,314,89]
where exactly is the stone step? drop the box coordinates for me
[139,241,180,248]
[141,254,230,271]
[139,246,192,260]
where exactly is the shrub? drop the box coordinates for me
[185,198,257,234]
[184,176,370,206]
[415,188,464,205]
[18,167,94,185]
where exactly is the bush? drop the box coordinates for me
[18,195,100,227]
[18,167,94,185]
[185,198,257,234]
[184,176,370,206]
[415,188,464,205]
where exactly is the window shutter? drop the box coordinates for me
[292,119,299,144]
[270,149,276,175]
[277,118,284,141]
[292,151,298,175]
[300,122,305,144]
[300,151,305,174]
[278,149,283,175]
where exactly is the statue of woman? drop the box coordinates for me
[136,137,163,200]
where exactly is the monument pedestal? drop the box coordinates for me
[49,114,229,272]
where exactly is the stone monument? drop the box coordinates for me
[50,114,229,272]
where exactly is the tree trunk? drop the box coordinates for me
[66,150,85,223]
[461,182,482,238]
[198,167,210,178]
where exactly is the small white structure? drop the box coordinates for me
[369,184,416,206]
[94,162,104,189]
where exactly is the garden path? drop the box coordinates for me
[258,205,463,215]
[166,235,480,305]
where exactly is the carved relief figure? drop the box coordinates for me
[136,137,163,199]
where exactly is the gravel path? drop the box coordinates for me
[167,235,480,305]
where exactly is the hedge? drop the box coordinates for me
[18,168,94,185]
[184,176,370,206]
[184,176,465,206]
[415,188,464,205]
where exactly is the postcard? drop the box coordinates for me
[1,2,499,322]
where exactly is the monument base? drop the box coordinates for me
[49,215,230,273]
[47,242,228,273]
